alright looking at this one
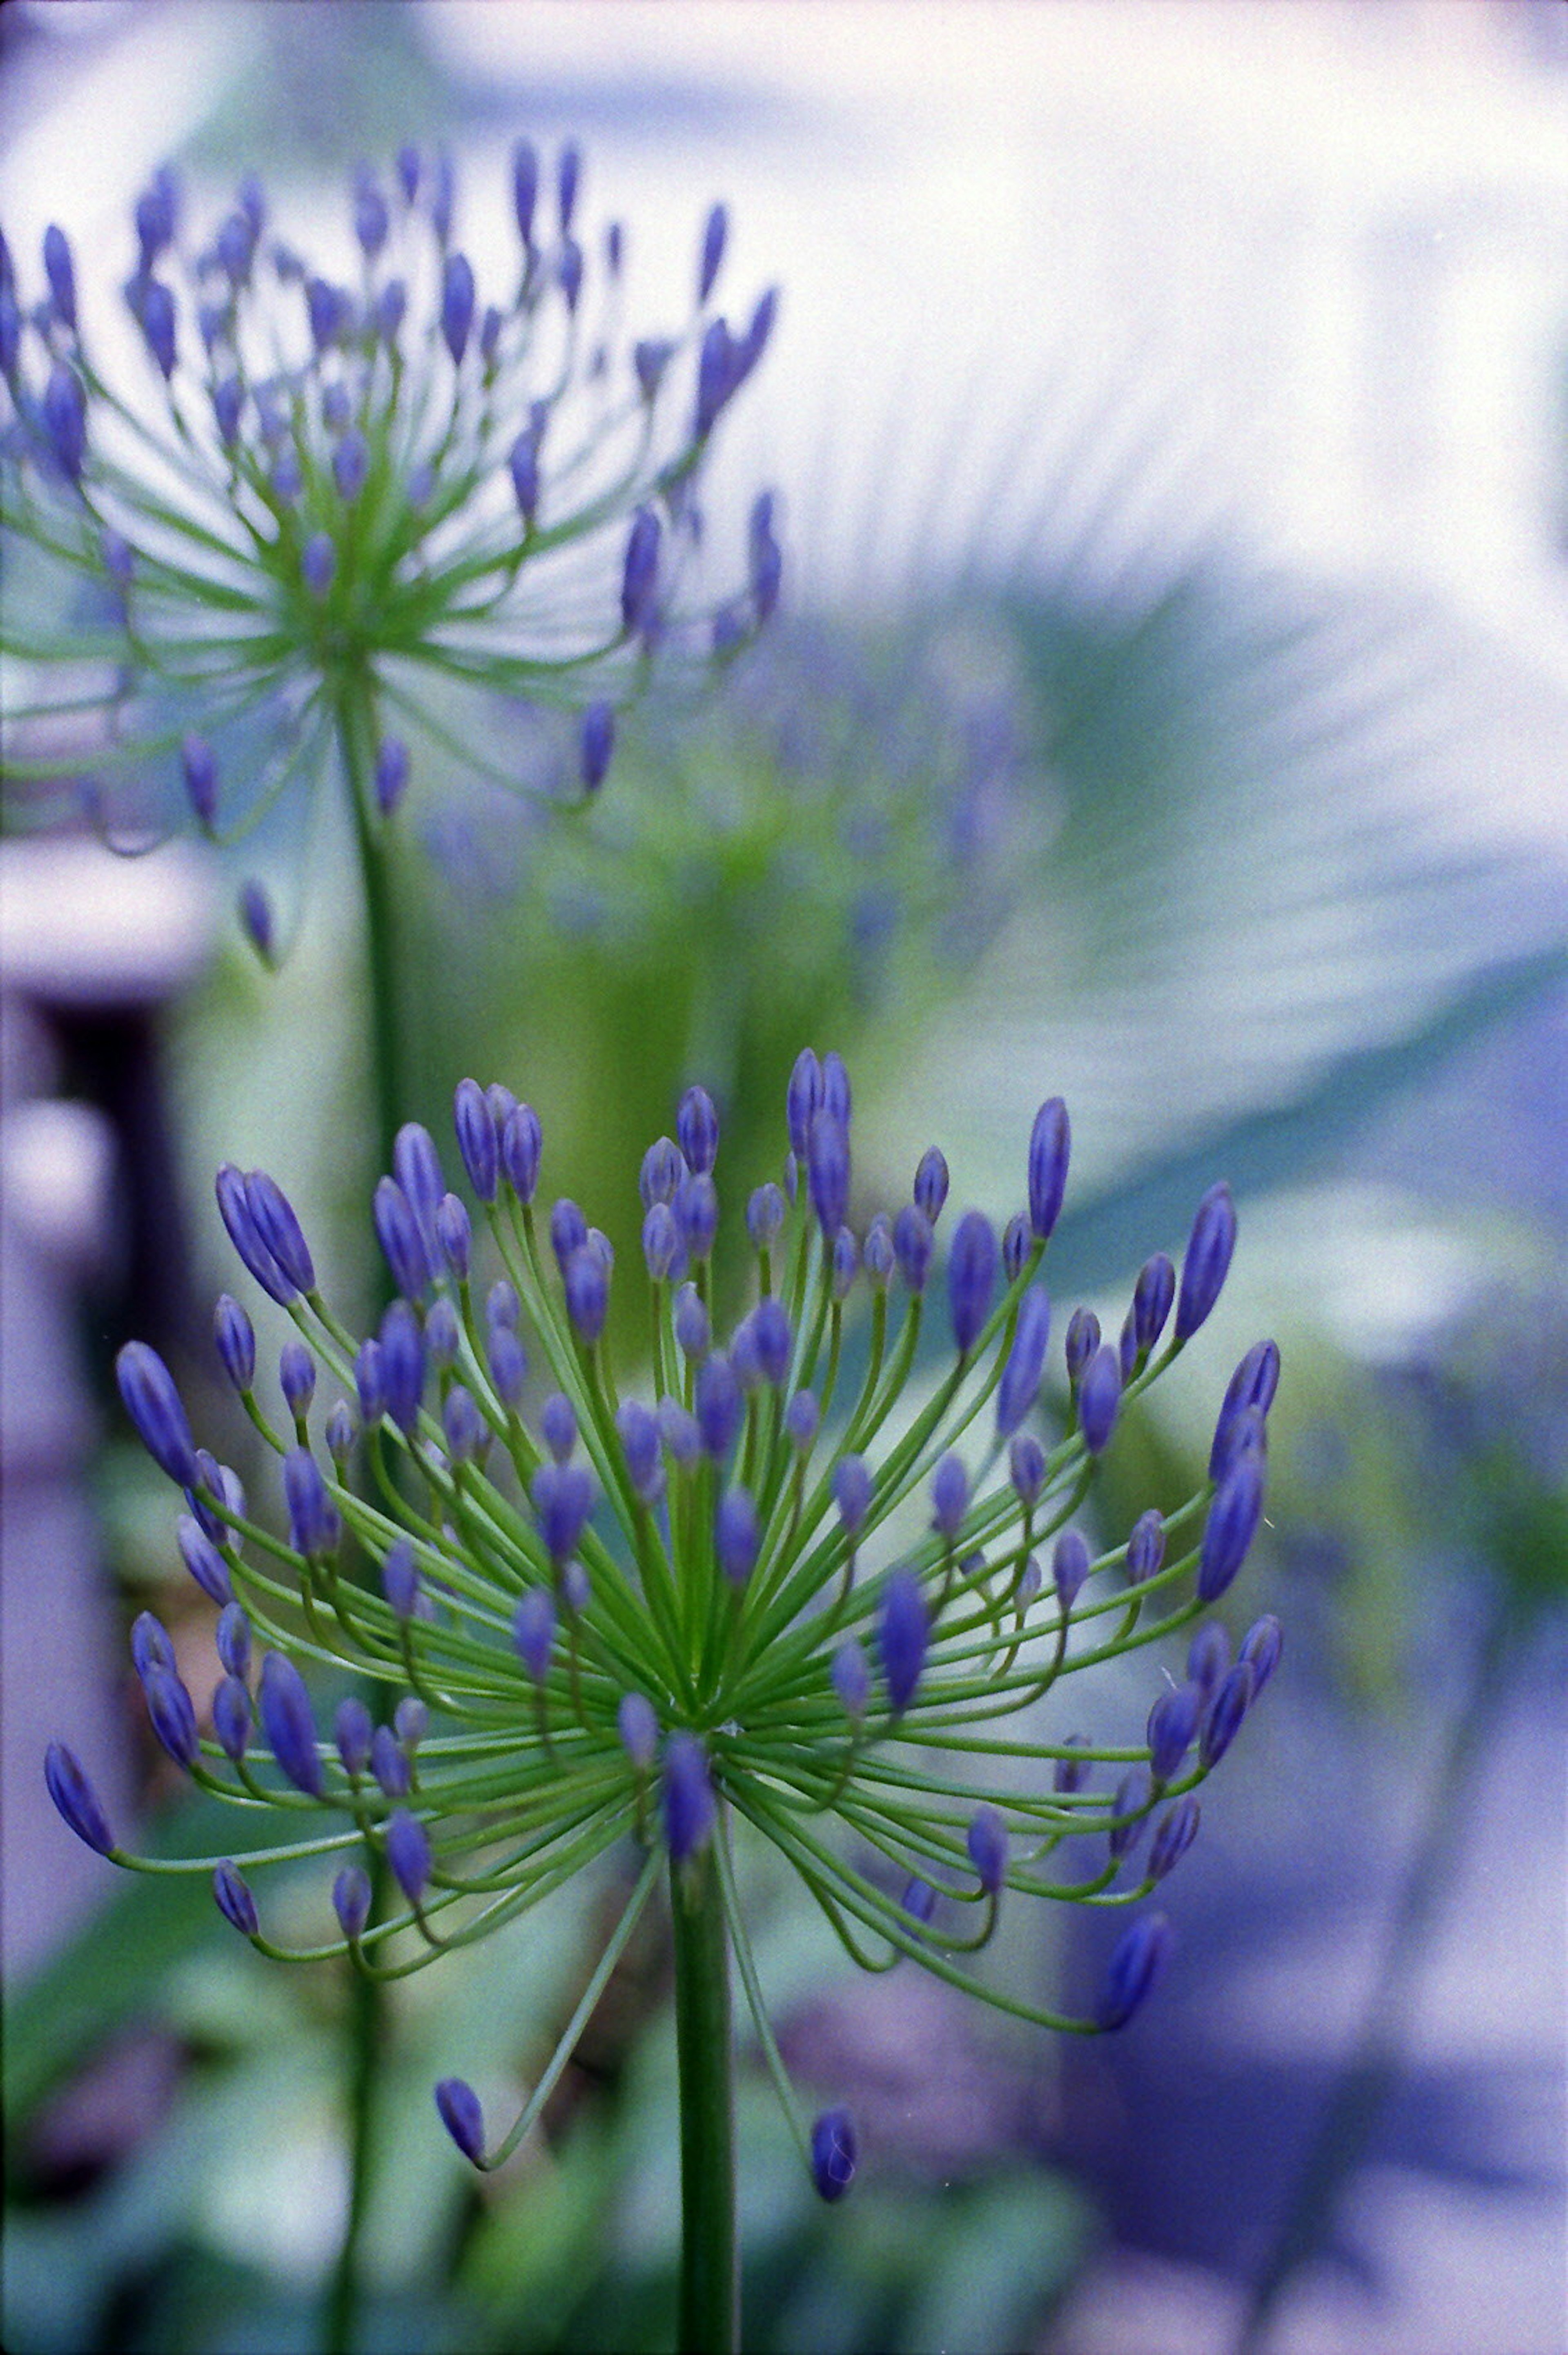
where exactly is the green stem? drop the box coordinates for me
[320,668,405,2355]
[671,1843,739,2355]
[1231,1595,1521,2355]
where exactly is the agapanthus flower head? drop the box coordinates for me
[2,152,777,948]
[52,1054,1278,2195]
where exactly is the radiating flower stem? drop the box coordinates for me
[671,1838,739,2355]
[323,673,405,2355]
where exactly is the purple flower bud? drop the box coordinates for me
[501,1103,542,1203]
[144,1662,199,1767]
[1149,1795,1200,1883]
[1105,1504,1152,1584]
[786,1049,822,1159]
[259,1652,323,1795]
[134,170,177,266]
[486,1276,519,1331]
[435,2077,485,2166]
[511,138,539,244]
[930,1452,969,1542]
[213,1860,259,1937]
[785,1389,819,1453]
[512,1586,555,1682]
[379,1301,425,1435]
[1027,1098,1071,1242]
[893,1204,933,1295]
[996,1286,1051,1438]
[879,1569,927,1715]
[947,1210,997,1357]
[555,140,581,233]
[694,1352,742,1461]
[659,1398,701,1466]
[334,1865,372,1941]
[834,1454,873,1536]
[1002,1213,1032,1283]
[715,1486,760,1586]
[751,1297,792,1387]
[581,700,614,793]
[1064,1308,1100,1386]
[216,1602,251,1680]
[804,1110,850,1239]
[354,174,389,258]
[177,1514,232,1606]
[1200,1661,1256,1769]
[44,1743,114,1855]
[348,1342,384,1431]
[212,1674,252,1762]
[1147,1684,1201,1782]
[831,1640,869,1718]
[1108,1766,1152,1862]
[532,1461,594,1563]
[810,2108,857,2203]
[237,880,275,965]
[561,1562,591,1623]
[1132,1253,1176,1357]
[677,1086,719,1176]
[1209,1339,1281,1481]
[480,1324,522,1411]
[1240,1613,1283,1695]
[140,278,177,378]
[674,1283,710,1362]
[130,1610,175,1682]
[329,1395,361,1466]
[181,733,217,827]
[617,1691,658,1770]
[333,429,369,502]
[621,506,660,633]
[674,1173,719,1262]
[695,316,737,438]
[116,1341,197,1486]
[442,1383,485,1463]
[444,1082,497,1212]
[216,210,255,283]
[967,1804,1008,1894]
[508,428,540,524]
[1053,1733,1091,1794]
[548,1196,588,1275]
[830,1227,858,1303]
[862,1214,894,1290]
[272,450,302,504]
[557,237,583,313]
[633,335,674,401]
[212,1294,256,1394]
[434,1194,471,1283]
[532,1394,573,1466]
[1053,1529,1091,1608]
[698,201,728,303]
[334,1696,373,1778]
[1198,1449,1265,1602]
[1176,1182,1237,1342]
[396,144,421,204]
[1187,1622,1230,1696]
[617,1401,663,1503]
[279,1338,316,1422]
[639,1137,684,1209]
[43,224,76,329]
[441,252,474,364]
[564,1246,609,1344]
[662,1732,714,1863]
[373,1177,429,1301]
[996,1444,1045,1528]
[301,531,336,596]
[818,1052,849,1128]
[285,1446,339,1558]
[1096,1912,1173,2030]
[101,526,135,585]
[1078,1343,1122,1455]
[42,363,86,481]
[374,277,406,345]
[394,1696,427,1753]
[374,1724,410,1795]
[385,1809,431,1905]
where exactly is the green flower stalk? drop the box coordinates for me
[50,1051,1281,2353]
[0,149,779,949]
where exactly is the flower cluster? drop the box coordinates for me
[0,147,778,948]
[48,1052,1280,2197]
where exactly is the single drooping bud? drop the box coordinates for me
[116,1343,197,1486]
[386,1808,432,1905]
[1200,1661,1256,1769]
[809,2108,857,2203]
[1096,1912,1174,2029]
[143,1663,200,1767]
[436,2076,486,2165]
[213,1860,260,1938]
[966,1805,1008,1895]
[1148,1796,1201,1882]
[44,1743,115,1855]
[1240,1613,1283,1694]
[334,1865,372,1942]
[1146,1684,1201,1783]
[177,1514,233,1606]
[1053,1528,1091,1609]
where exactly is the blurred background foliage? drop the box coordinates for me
[4,4,1566,2352]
